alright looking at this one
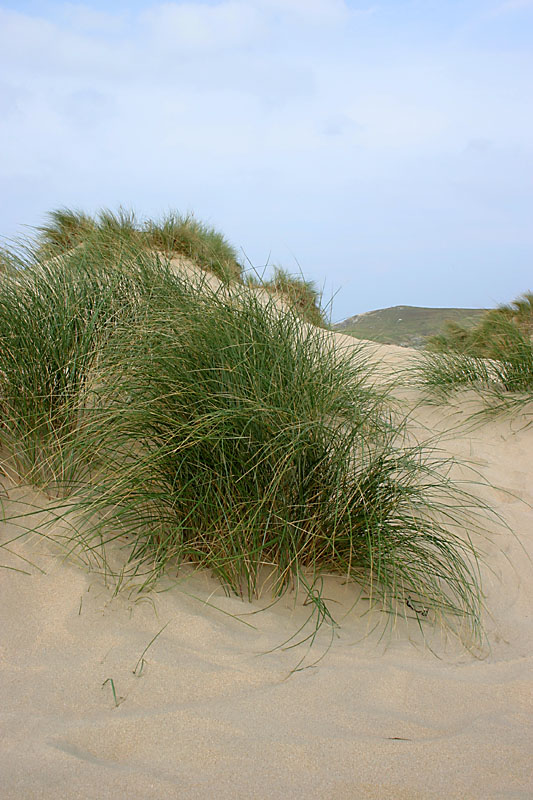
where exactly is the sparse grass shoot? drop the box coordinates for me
[102,677,124,708]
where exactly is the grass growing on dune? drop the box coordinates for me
[52,278,488,645]
[0,240,182,488]
[143,212,242,282]
[37,208,97,255]
[0,233,495,647]
[427,292,533,356]
[415,316,533,413]
[421,290,533,413]
[262,266,328,328]
[35,207,242,283]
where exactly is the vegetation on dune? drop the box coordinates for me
[0,219,499,649]
[65,278,487,644]
[261,266,328,328]
[143,212,242,282]
[0,242,177,487]
[34,207,329,320]
[426,320,482,355]
[37,208,97,255]
[36,207,242,283]
[418,292,533,409]
[427,292,533,357]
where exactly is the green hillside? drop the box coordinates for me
[333,305,487,348]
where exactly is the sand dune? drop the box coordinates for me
[2,339,533,799]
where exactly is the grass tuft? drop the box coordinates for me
[37,208,97,256]
[0,220,500,650]
[416,315,533,413]
[0,241,182,488]
[264,266,327,328]
[143,212,242,282]
[35,207,242,283]
[58,278,489,646]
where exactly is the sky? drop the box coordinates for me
[0,0,532,321]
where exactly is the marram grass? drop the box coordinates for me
[414,316,533,415]
[36,206,242,283]
[72,280,487,645]
[0,231,497,649]
[263,266,328,328]
[0,238,187,488]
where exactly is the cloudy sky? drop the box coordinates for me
[0,0,532,320]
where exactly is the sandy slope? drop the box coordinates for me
[1,338,533,799]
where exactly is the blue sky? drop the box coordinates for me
[0,0,532,320]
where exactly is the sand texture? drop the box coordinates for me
[1,339,533,800]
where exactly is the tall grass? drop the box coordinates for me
[143,212,242,282]
[0,246,16,274]
[263,266,327,328]
[416,316,533,412]
[37,208,97,256]
[0,239,180,488]
[35,207,242,283]
[52,281,488,645]
[0,233,495,647]
[427,291,533,358]
[427,320,483,355]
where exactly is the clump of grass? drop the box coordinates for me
[55,277,490,646]
[97,207,139,240]
[412,351,492,399]
[36,207,242,283]
[490,291,533,340]
[427,291,533,358]
[427,320,484,355]
[36,206,145,267]
[91,208,144,261]
[0,239,180,488]
[416,315,533,412]
[37,208,97,256]
[263,266,327,327]
[143,212,242,283]
[0,223,497,648]
[485,320,533,393]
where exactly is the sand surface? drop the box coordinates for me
[1,337,533,799]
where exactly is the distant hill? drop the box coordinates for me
[333,305,487,348]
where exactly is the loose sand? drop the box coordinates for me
[1,337,533,799]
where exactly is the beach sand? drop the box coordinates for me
[1,338,533,799]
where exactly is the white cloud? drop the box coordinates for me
[491,0,533,14]
[0,8,132,78]
[60,3,126,33]
[255,0,350,23]
[142,2,266,52]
